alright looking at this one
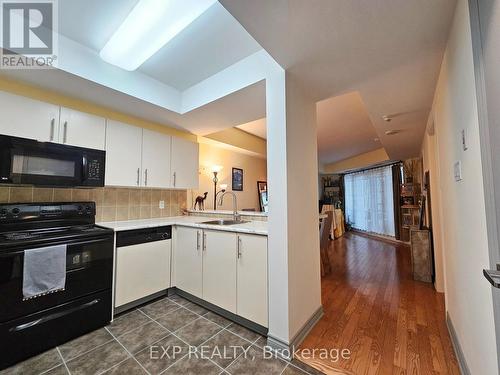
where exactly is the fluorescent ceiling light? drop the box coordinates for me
[100,0,217,71]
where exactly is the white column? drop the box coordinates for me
[266,67,322,349]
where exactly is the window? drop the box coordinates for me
[344,165,395,236]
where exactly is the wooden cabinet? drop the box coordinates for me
[173,227,203,298]
[115,239,171,308]
[202,230,237,313]
[237,234,268,327]
[0,91,59,142]
[59,107,106,150]
[171,137,199,189]
[105,120,143,187]
[141,129,172,188]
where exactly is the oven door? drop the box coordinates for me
[0,234,113,324]
[0,135,105,187]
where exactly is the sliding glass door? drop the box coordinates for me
[344,165,395,236]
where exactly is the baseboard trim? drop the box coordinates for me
[446,311,471,375]
[114,289,168,315]
[266,305,324,359]
[172,288,268,336]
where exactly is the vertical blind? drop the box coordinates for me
[344,165,395,236]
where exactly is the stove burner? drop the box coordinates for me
[3,232,40,241]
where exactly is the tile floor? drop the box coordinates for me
[1,295,324,375]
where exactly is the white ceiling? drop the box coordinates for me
[220,0,457,160]
[59,0,261,91]
[236,118,267,139]
[316,92,380,165]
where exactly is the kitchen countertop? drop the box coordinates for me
[98,215,268,236]
[186,209,267,217]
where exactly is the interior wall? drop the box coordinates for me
[204,127,267,157]
[323,147,390,174]
[422,0,499,372]
[265,63,321,348]
[194,142,267,211]
[421,125,446,293]
[285,72,322,340]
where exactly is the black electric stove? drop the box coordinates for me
[0,202,114,370]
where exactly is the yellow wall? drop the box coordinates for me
[0,75,196,141]
[323,148,390,173]
[205,127,266,157]
[192,142,267,211]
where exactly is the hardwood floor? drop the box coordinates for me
[298,232,460,375]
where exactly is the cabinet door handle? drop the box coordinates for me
[237,236,242,258]
[136,168,140,186]
[196,231,200,250]
[49,118,55,141]
[203,232,207,251]
[173,172,176,187]
[63,121,68,143]
[144,168,148,186]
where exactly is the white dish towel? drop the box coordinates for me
[23,245,67,300]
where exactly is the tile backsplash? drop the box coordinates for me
[0,186,187,222]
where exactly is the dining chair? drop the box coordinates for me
[320,211,333,276]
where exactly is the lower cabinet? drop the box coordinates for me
[237,234,268,327]
[173,226,268,327]
[115,239,171,308]
[173,226,203,298]
[203,230,237,313]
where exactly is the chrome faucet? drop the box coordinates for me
[217,191,241,221]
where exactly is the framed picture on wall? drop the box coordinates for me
[232,168,243,191]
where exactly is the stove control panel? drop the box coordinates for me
[0,202,96,223]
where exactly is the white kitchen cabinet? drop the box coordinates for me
[0,90,59,142]
[59,107,106,150]
[105,120,143,187]
[237,234,268,327]
[171,137,199,189]
[141,129,172,188]
[115,239,171,308]
[173,227,203,298]
[202,230,237,313]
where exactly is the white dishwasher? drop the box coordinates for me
[114,226,171,312]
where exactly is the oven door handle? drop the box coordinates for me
[10,298,101,332]
[0,237,112,258]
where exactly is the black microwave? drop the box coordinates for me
[0,135,105,187]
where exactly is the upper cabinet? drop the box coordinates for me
[0,91,59,142]
[0,91,106,150]
[171,137,199,189]
[105,120,143,187]
[142,129,172,188]
[0,90,199,189]
[59,107,106,150]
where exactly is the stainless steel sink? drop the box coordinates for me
[201,219,249,226]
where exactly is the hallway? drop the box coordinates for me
[298,233,460,375]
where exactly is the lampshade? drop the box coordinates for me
[211,165,223,173]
